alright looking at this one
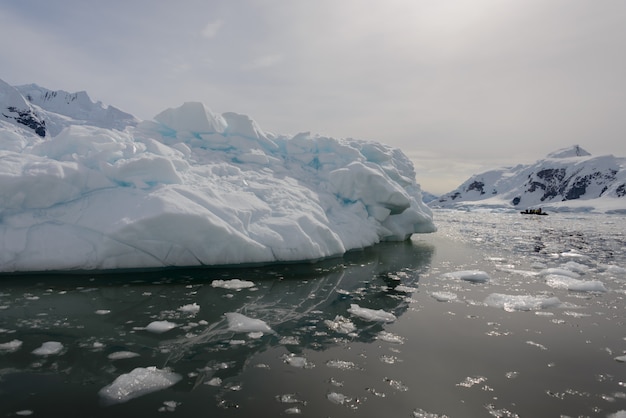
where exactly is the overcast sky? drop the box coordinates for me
[2,0,625,194]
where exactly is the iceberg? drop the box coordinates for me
[0,79,435,273]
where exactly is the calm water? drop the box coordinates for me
[0,210,625,417]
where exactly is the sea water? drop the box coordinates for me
[0,210,624,417]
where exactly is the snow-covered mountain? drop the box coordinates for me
[0,78,435,273]
[432,145,626,213]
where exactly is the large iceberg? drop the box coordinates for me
[0,80,435,272]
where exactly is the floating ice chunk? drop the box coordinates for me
[545,275,607,292]
[560,261,590,274]
[15,411,33,416]
[327,392,350,405]
[31,341,63,356]
[412,408,447,418]
[145,320,178,333]
[603,265,626,275]
[539,268,580,278]
[326,360,358,370]
[205,377,222,386]
[430,291,458,302]
[443,270,490,283]
[0,339,22,353]
[98,366,182,405]
[107,351,140,360]
[484,293,561,311]
[95,309,111,315]
[560,250,589,260]
[211,279,255,290]
[283,354,312,368]
[324,315,356,334]
[225,312,273,334]
[347,304,396,322]
[614,355,626,363]
[376,331,405,344]
[178,303,200,314]
[394,285,417,293]
[158,400,179,412]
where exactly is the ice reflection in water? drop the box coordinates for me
[0,240,434,417]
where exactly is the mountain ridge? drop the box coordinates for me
[432,145,626,213]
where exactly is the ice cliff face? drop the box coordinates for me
[0,79,435,273]
[433,146,626,213]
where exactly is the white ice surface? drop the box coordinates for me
[347,304,397,322]
[211,279,255,290]
[225,312,274,334]
[31,341,63,356]
[98,366,182,405]
[484,293,562,312]
[443,270,491,283]
[0,85,435,272]
[544,275,608,292]
[145,320,178,334]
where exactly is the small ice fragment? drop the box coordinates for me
[376,331,405,344]
[284,407,302,414]
[225,312,273,334]
[484,293,561,311]
[457,376,487,388]
[0,339,22,353]
[444,270,490,283]
[98,366,182,405]
[158,400,179,412]
[284,355,310,368]
[324,315,356,334]
[145,320,178,334]
[205,377,222,386]
[394,285,417,293]
[95,309,111,315]
[526,341,548,350]
[15,411,33,416]
[326,360,357,370]
[107,351,140,360]
[347,304,396,322]
[430,291,458,302]
[211,279,255,290]
[327,392,349,405]
[248,331,264,339]
[615,355,626,363]
[538,268,580,278]
[31,341,63,356]
[276,393,303,404]
[178,303,200,314]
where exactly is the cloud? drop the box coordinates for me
[244,54,284,70]
[201,20,223,39]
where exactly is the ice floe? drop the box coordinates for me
[145,320,178,334]
[545,275,608,292]
[211,279,256,290]
[98,366,182,405]
[225,312,273,334]
[443,270,490,283]
[31,341,64,356]
[347,304,397,322]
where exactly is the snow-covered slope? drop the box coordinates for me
[0,79,435,273]
[16,83,138,136]
[432,146,626,213]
